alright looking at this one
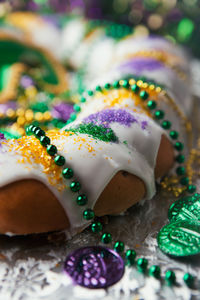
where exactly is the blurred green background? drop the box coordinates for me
[0,0,200,57]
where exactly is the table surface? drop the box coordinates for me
[0,188,199,300]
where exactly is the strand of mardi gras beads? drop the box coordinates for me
[25,77,198,289]
[69,77,193,197]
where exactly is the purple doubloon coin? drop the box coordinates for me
[64,246,125,289]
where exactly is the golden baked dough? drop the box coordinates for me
[0,134,173,234]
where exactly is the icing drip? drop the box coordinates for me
[0,108,163,234]
[0,29,189,236]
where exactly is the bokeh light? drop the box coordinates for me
[1,0,200,56]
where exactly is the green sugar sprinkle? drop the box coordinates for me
[66,123,118,143]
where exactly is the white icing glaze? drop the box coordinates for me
[70,29,105,70]
[88,65,191,116]
[61,24,190,83]
[86,37,116,76]
[0,17,192,236]
[0,107,164,235]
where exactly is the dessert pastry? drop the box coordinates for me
[0,15,191,237]
[0,104,174,236]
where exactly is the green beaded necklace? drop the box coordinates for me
[25,76,197,286]
[26,124,92,218]
[69,78,195,194]
[67,78,197,286]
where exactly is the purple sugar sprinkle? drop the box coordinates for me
[83,108,148,129]
[117,57,164,74]
[51,102,74,121]
[83,109,138,127]
[141,120,148,130]
[64,246,124,289]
